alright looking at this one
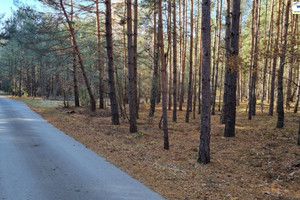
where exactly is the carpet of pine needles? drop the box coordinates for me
[10,96,300,200]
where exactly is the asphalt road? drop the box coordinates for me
[0,96,164,200]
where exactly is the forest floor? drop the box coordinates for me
[8,96,300,200]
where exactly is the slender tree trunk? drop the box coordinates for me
[168,0,172,111]
[198,16,203,115]
[105,0,120,125]
[212,0,222,115]
[123,0,128,106]
[218,55,225,111]
[96,0,104,109]
[286,14,297,110]
[149,7,159,117]
[172,0,177,122]
[260,0,274,112]
[249,0,261,119]
[269,0,281,116]
[179,0,186,111]
[220,0,231,124]
[60,0,96,112]
[211,0,219,115]
[133,0,139,118]
[71,0,79,107]
[295,65,300,113]
[127,0,137,132]
[185,0,193,123]
[193,0,200,120]
[158,0,169,150]
[276,0,291,128]
[224,0,240,137]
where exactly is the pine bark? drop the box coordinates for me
[172,0,177,122]
[260,0,274,112]
[220,0,231,124]
[149,7,159,117]
[179,0,186,111]
[185,0,193,123]
[96,0,104,109]
[127,0,137,132]
[276,0,291,128]
[105,0,120,125]
[133,0,139,118]
[198,0,211,164]
[269,0,281,116]
[286,14,297,110]
[212,0,222,115]
[158,0,169,150]
[224,0,240,137]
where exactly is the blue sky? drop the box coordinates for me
[0,0,43,20]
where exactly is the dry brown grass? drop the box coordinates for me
[12,96,300,200]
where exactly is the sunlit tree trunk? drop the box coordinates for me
[158,0,169,150]
[276,0,291,128]
[269,0,281,116]
[260,0,274,112]
[60,0,96,112]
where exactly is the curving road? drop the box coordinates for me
[0,96,164,200]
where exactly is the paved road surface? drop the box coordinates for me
[0,96,164,200]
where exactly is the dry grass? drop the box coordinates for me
[10,96,300,200]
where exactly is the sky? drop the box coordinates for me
[0,0,43,21]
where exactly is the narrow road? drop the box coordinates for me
[0,96,164,200]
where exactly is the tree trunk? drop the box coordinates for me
[149,7,159,117]
[185,0,193,123]
[260,0,274,112]
[172,0,177,122]
[249,0,261,119]
[105,0,120,125]
[168,0,172,111]
[158,0,169,150]
[179,0,186,111]
[269,0,281,116]
[198,0,211,164]
[276,0,291,128]
[127,0,137,132]
[212,0,222,115]
[286,14,297,110]
[224,0,240,137]
[220,0,231,124]
[96,0,104,109]
[193,0,200,120]
[133,0,139,118]
[60,0,96,112]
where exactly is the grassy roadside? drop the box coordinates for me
[7,95,300,200]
